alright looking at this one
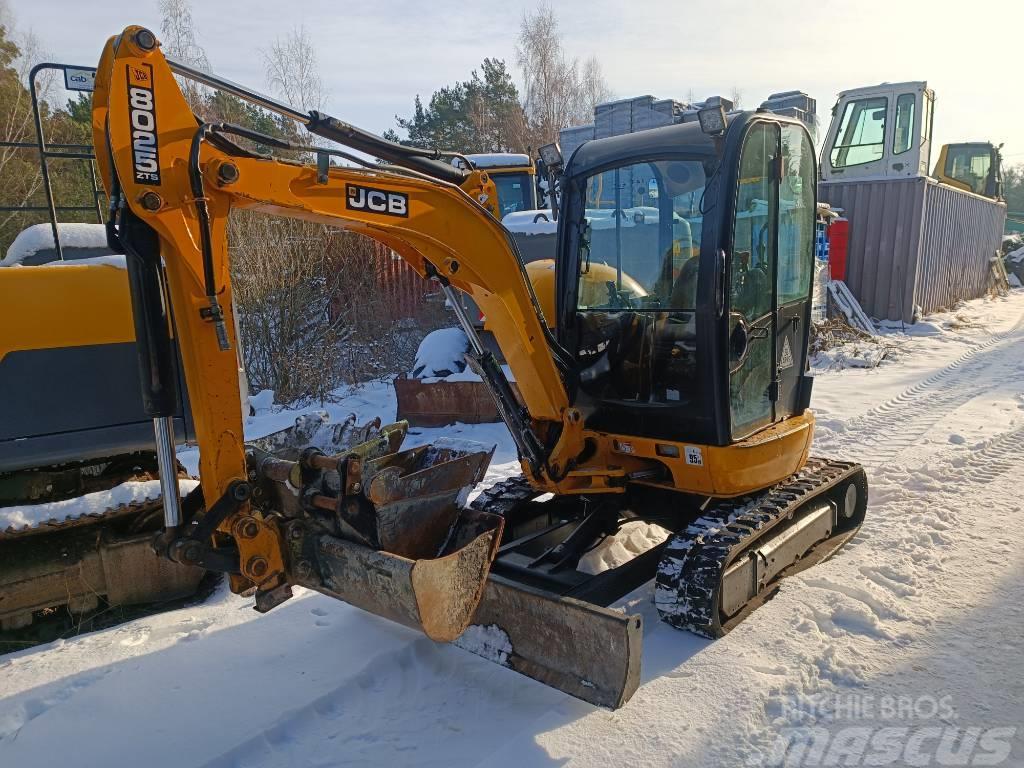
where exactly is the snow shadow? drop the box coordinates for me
[0,578,727,767]
[0,588,582,767]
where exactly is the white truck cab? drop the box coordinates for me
[820,82,934,183]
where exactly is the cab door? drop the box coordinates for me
[729,122,779,438]
[728,121,816,439]
[775,123,816,419]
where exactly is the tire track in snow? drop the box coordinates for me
[0,668,111,744]
[767,317,1024,725]
[197,638,563,768]
[945,423,1024,485]
[817,312,1024,466]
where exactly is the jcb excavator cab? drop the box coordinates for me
[933,142,1004,200]
[557,113,817,446]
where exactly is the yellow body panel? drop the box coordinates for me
[537,412,815,498]
[524,260,557,327]
[514,259,647,331]
[0,263,134,357]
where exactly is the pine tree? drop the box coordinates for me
[392,60,528,153]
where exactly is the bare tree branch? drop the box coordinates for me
[262,26,324,113]
[515,3,613,146]
[159,0,210,110]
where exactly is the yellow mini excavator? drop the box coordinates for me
[88,26,867,708]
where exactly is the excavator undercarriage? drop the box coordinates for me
[186,421,865,708]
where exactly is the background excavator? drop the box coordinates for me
[83,25,867,708]
[933,141,1004,200]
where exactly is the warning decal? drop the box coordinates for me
[779,336,794,370]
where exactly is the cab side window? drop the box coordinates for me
[830,97,887,168]
[778,125,815,306]
[893,93,916,155]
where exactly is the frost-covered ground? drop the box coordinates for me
[3,292,1024,767]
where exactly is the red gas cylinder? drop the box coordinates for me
[828,218,849,281]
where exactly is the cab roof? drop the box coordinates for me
[565,118,720,180]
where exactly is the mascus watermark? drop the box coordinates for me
[749,694,1016,767]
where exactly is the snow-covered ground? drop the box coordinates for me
[3,291,1024,767]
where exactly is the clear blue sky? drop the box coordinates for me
[14,0,1024,165]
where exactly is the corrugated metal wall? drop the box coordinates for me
[373,242,436,321]
[819,179,1006,323]
[916,181,1006,318]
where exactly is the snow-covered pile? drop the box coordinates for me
[503,209,558,235]
[811,317,898,371]
[577,520,671,575]
[1,223,110,266]
[810,301,1001,373]
[0,478,200,533]
[410,327,469,378]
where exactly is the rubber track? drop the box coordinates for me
[654,457,864,637]
[0,498,165,542]
[469,475,540,517]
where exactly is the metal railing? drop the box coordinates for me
[0,63,105,261]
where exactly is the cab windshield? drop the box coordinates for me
[492,172,534,218]
[944,146,993,197]
[573,158,709,406]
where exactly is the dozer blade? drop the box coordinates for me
[394,374,517,427]
[457,576,643,709]
[256,432,504,643]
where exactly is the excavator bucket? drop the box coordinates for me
[251,427,504,642]
[290,505,503,642]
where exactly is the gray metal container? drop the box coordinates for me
[561,124,595,161]
[819,178,1007,323]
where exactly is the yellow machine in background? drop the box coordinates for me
[933,142,1004,199]
[83,26,868,708]
[456,153,539,218]
[0,235,205,637]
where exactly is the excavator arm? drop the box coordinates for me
[93,26,584,492]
